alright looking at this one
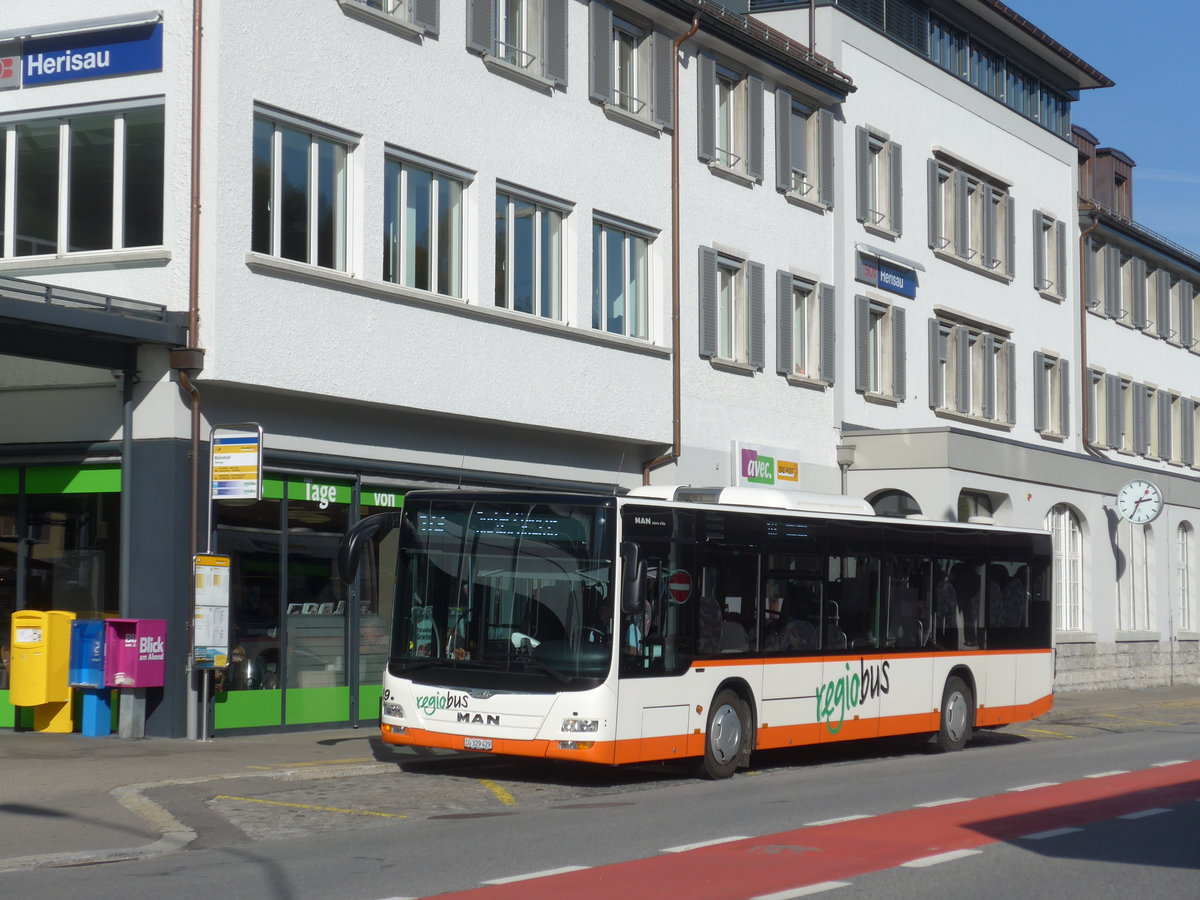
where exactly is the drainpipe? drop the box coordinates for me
[642,16,700,485]
[1078,206,1104,460]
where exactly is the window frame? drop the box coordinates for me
[1033,211,1067,299]
[928,153,1014,279]
[856,125,902,235]
[855,294,906,401]
[467,0,568,88]
[776,271,835,385]
[697,52,764,183]
[337,0,440,38]
[592,213,655,340]
[777,91,833,208]
[699,245,764,369]
[1045,504,1084,633]
[929,316,1015,424]
[1033,351,1070,438]
[588,3,672,130]
[494,184,569,321]
[382,149,470,299]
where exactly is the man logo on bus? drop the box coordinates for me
[742,449,775,485]
[816,659,891,734]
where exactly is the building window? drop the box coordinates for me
[383,154,466,298]
[855,295,905,399]
[930,318,1014,423]
[592,217,652,339]
[1179,523,1195,632]
[588,3,671,126]
[776,93,833,207]
[699,246,764,368]
[856,126,902,234]
[495,187,566,319]
[252,113,351,271]
[1045,505,1083,632]
[776,272,834,383]
[1033,212,1067,298]
[338,0,440,36]
[467,0,568,86]
[928,155,1013,278]
[697,54,764,181]
[1034,352,1070,437]
[0,105,164,259]
[1117,519,1154,632]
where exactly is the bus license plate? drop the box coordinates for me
[464,738,492,751]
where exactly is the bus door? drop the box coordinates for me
[877,534,937,736]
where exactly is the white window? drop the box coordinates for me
[855,296,905,399]
[1045,505,1083,632]
[697,54,763,181]
[592,217,652,339]
[252,113,351,271]
[856,126,902,234]
[930,319,1014,423]
[1178,523,1195,632]
[777,93,833,206]
[927,155,1013,277]
[495,187,566,319]
[776,273,834,383]
[699,246,765,368]
[383,153,466,298]
[467,0,567,86]
[588,4,672,128]
[338,0,439,36]
[1033,212,1067,298]
[0,104,164,259]
[1034,352,1070,437]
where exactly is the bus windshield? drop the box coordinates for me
[391,498,615,687]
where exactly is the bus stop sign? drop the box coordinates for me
[667,570,692,605]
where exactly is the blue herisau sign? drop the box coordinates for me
[21,23,162,87]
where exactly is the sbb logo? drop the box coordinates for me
[0,57,16,80]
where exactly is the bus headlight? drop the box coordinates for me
[561,718,599,733]
[383,702,405,719]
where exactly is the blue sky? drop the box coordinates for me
[1003,1,1200,251]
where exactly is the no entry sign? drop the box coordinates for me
[667,570,692,605]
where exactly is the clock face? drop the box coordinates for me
[1116,480,1163,524]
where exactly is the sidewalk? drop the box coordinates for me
[1,684,1197,873]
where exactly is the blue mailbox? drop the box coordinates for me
[69,620,111,737]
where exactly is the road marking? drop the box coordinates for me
[213,795,406,819]
[901,849,982,868]
[1119,808,1171,820]
[1006,782,1059,792]
[245,758,372,770]
[750,882,852,899]
[482,866,589,884]
[662,836,750,853]
[1084,770,1130,779]
[1098,713,1175,727]
[1020,827,1084,841]
[913,798,971,808]
[479,779,518,807]
[1152,760,1188,767]
[804,814,871,827]
[1020,727,1076,739]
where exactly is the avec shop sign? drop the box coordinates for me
[0,22,162,91]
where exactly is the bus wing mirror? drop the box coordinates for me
[336,511,406,584]
[620,541,646,615]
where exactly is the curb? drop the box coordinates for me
[0,761,395,873]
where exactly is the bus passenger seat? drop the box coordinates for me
[719,620,748,652]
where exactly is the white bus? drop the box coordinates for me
[339,486,1053,778]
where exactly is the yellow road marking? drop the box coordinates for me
[214,795,406,819]
[1021,727,1077,739]
[245,758,372,770]
[479,779,518,807]
[1098,713,1176,727]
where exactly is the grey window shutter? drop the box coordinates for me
[1133,385,1148,455]
[1004,193,1015,278]
[1156,269,1172,338]
[651,32,674,130]
[589,3,613,103]
[1106,374,1122,448]
[1055,220,1067,297]
[955,327,971,413]
[854,295,870,392]
[1104,245,1121,318]
[818,108,834,208]
[928,318,943,408]
[891,305,906,400]
[697,53,716,163]
[981,334,996,420]
[1033,352,1047,432]
[854,127,869,223]
[954,170,969,259]
[775,89,792,191]
[747,76,764,182]
[1032,211,1046,290]
[1058,358,1070,436]
[1086,369,1099,443]
[412,0,439,35]
[466,0,493,55]
[889,141,903,235]
[776,270,794,375]
[927,159,941,250]
[982,187,997,270]
[819,282,835,384]
[698,246,718,358]
[1131,257,1147,329]
[1182,397,1195,465]
[1181,281,1195,347]
[543,0,568,86]
[747,260,766,369]
[1006,341,1017,424]
[1159,392,1173,458]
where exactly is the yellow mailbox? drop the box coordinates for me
[10,610,76,732]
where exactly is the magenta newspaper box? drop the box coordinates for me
[103,619,167,688]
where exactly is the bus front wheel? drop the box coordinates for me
[699,689,749,779]
[937,676,974,752]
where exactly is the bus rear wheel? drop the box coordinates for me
[698,689,749,779]
[937,676,974,752]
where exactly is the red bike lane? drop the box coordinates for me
[429,760,1200,900]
